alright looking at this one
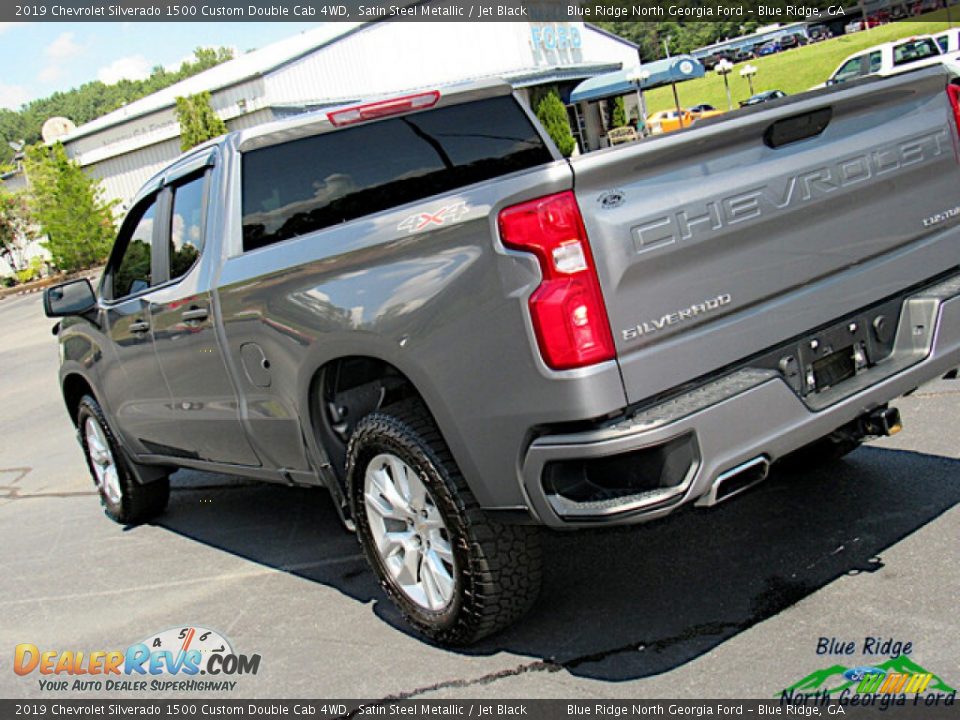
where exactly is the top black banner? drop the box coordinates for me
[3,0,867,23]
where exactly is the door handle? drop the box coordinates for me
[181,307,209,323]
[130,320,150,334]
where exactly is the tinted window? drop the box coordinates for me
[936,35,948,53]
[241,96,552,251]
[113,198,156,299]
[893,38,940,66]
[169,174,206,282]
[833,57,864,83]
[868,51,883,73]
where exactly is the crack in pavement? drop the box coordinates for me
[352,620,742,710]
[366,578,819,707]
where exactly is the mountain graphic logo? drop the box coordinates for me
[780,655,956,696]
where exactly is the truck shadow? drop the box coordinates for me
[155,445,960,683]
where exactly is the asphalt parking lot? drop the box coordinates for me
[1,289,957,700]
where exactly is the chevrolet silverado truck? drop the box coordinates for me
[45,67,960,644]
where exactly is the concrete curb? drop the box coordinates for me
[0,268,103,301]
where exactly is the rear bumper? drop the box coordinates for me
[520,274,960,528]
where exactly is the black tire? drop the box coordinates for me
[778,434,862,473]
[347,400,541,646]
[76,395,169,524]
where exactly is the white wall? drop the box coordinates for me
[65,22,638,209]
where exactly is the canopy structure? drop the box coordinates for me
[570,55,706,146]
[569,55,705,103]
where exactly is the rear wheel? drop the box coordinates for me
[347,401,541,645]
[77,395,169,524]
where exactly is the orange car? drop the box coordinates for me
[645,109,693,135]
[646,106,723,134]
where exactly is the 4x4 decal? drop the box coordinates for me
[397,201,469,233]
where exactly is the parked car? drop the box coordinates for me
[700,54,720,71]
[739,89,788,106]
[809,27,833,42]
[43,66,960,646]
[645,108,694,134]
[778,34,808,51]
[700,51,734,71]
[732,48,754,63]
[826,35,947,86]
[757,42,780,57]
[688,105,725,124]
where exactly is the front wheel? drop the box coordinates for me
[77,395,169,524]
[347,401,541,645]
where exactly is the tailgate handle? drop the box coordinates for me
[764,108,832,149]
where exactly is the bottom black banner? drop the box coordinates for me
[2,699,958,719]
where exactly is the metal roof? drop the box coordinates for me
[570,56,705,103]
[505,62,624,89]
[58,23,366,144]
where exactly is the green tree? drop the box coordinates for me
[536,91,576,157]
[594,20,761,61]
[23,142,116,272]
[612,96,627,128]
[0,190,34,273]
[0,47,234,164]
[174,91,228,151]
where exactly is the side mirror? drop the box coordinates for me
[44,278,97,318]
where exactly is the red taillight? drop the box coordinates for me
[948,83,960,141]
[327,91,440,127]
[499,191,615,370]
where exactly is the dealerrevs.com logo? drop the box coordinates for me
[13,626,261,692]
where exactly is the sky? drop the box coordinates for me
[0,22,325,110]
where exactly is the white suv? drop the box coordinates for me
[825,35,946,86]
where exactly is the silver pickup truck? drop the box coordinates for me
[45,66,960,644]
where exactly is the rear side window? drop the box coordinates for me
[241,96,552,251]
[936,35,948,53]
[893,38,940,66]
[169,174,206,282]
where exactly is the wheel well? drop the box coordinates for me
[62,374,95,426]
[310,356,422,480]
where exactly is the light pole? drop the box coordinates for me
[626,66,651,136]
[740,63,758,96]
[716,59,734,110]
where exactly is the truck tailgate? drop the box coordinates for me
[572,67,960,406]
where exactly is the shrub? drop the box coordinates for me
[15,256,43,284]
[23,142,116,272]
[612,96,627,128]
[536,91,576,157]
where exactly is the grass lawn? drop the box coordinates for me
[644,12,955,113]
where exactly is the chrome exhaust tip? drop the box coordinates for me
[698,456,770,507]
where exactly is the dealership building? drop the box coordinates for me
[54,21,640,209]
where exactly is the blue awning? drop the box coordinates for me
[569,56,705,103]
